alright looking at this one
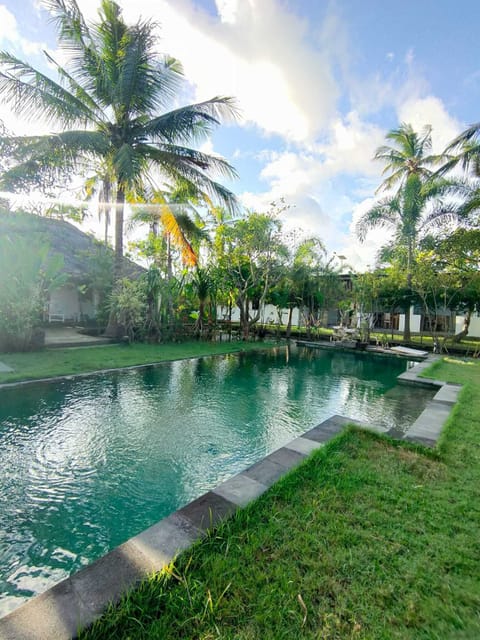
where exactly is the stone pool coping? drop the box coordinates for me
[0,356,462,639]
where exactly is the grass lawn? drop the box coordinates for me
[0,341,277,384]
[80,357,480,639]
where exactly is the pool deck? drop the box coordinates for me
[44,326,114,348]
[0,356,462,639]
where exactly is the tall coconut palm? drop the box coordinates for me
[357,123,450,340]
[0,0,238,285]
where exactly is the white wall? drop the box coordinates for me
[398,308,421,333]
[218,303,480,337]
[49,285,96,322]
[218,304,301,326]
[456,313,480,338]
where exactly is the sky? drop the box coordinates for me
[0,0,479,268]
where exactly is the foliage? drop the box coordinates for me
[283,240,348,336]
[77,240,115,328]
[439,122,480,226]
[0,233,66,351]
[128,185,210,276]
[108,278,148,341]
[215,209,288,338]
[188,266,217,337]
[414,229,480,341]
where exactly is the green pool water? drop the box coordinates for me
[0,345,434,615]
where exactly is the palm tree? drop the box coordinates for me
[0,0,238,287]
[442,123,480,177]
[437,127,480,226]
[129,190,210,276]
[357,123,450,340]
[373,123,436,193]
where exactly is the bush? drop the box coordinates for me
[0,234,65,352]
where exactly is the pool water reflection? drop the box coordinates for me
[0,345,434,614]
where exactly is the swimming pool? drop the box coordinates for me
[0,345,434,614]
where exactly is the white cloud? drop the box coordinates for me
[0,4,47,56]
[337,197,389,271]
[315,111,386,178]
[108,0,340,143]
[214,0,239,24]
[397,95,462,153]
[232,110,388,263]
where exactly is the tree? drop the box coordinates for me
[417,229,480,343]
[0,1,238,306]
[437,126,480,227]
[215,210,288,339]
[357,123,453,340]
[189,266,217,338]
[129,185,210,277]
[0,216,66,351]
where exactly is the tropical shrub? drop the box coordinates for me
[0,235,66,351]
[108,278,148,342]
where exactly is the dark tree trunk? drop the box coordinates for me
[286,307,294,338]
[238,299,249,340]
[114,187,125,283]
[452,309,472,343]
[104,188,126,338]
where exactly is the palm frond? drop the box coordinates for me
[141,97,240,144]
[420,206,460,231]
[159,207,197,267]
[0,130,109,191]
[118,27,183,115]
[375,167,405,193]
[137,143,239,213]
[445,122,480,152]
[44,0,92,46]
[43,50,103,121]
[420,177,460,200]
[0,52,98,126]
[43,0,101,96]
[356,197,401,242]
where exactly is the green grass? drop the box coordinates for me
[0,341,277,384]
[80,357,480,639]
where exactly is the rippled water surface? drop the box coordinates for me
[0,345,434,614]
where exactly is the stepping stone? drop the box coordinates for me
[0,362,14,373]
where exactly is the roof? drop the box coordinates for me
[0,209,145,280]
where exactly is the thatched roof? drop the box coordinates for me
[0,210,144,280]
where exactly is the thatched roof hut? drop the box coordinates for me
[0,209,144,280]
[0,209,144,324]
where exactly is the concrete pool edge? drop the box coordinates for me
[396,355,462,447]
[0,357,462,639]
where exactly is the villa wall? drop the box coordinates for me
[218,304,302,327]
[48,285,96,322]
[456,313,480,337]
[218,303,480,338]
[398,309,422,334]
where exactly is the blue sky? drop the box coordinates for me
[0,0,479,267]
